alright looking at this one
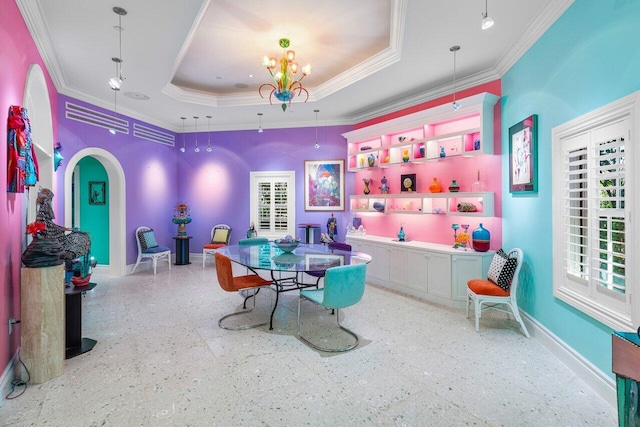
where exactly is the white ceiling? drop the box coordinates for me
[17,0,572,133]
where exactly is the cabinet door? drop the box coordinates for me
[451,255,484,302]
[352,240,389,283]
[389,246,408,288]
[426,251,452,299]
[406,249,428,295]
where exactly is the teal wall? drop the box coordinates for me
[77,157,109,264]
[501,0,640,376]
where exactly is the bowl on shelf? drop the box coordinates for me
[373,202,385,212]
[274,239,300,253]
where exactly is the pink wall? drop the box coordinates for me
[0,1,59,378]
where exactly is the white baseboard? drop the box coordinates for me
[0,349,20,408]
[522,311,616,408]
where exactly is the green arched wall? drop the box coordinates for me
[77,157,110,264]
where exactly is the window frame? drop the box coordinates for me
[552,91,639,331]
[249,171,295,240]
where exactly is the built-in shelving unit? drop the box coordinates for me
[349,192,494,217]
[344,92,499,171]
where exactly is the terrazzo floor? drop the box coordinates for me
[2,261,617,426]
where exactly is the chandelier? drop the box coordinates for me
[259,38,311,112]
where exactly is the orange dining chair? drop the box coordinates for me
[214,252,272,330]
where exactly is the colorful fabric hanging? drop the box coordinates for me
[7,105,39,193]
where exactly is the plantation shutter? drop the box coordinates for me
[250,171,295,239]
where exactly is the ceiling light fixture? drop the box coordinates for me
[109,84,118,135]
[481,0,494,30]
[108,7,127,90]
[257,113,264,133]
[206,115,212,152]
[314,109,320,149]
[259,38,311,112]
[450,45,461,111]
[193,116,200,152]
[180,117,186,152]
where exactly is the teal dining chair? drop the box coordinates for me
[239,237,269,245]
[297,263,367,352]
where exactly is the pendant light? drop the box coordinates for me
[450,45,461,111]
[314,109,320,149]
[109,83,118,135]
[193,116,200,152]
[108,7,127,90]
[206,115,212,152]
[481,0,494,30]
[257,113,264,133]
[180,117,186,152]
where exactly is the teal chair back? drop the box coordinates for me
[239,237,269,246]
[322,263,366,309]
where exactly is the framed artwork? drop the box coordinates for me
[89,181,106,205]
[401,173,416,192]
[509,115,538,193]
[304,159,345,211]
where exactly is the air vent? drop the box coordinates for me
[133,123,174,146]
[65,102,129,134]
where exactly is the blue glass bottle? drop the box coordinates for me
[472,223,490,252]
[397,226,406,242]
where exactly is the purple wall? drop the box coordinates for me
[1,1,59,378]
[57,95,179,265]
[176,124,353,250]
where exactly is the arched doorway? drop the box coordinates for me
[22,64,54,247]
[64,148,126,277]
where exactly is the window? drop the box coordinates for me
[552,92,639,331]
[249,171,295,240]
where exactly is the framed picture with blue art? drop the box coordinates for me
[89,181,106,205]
[509,114,538,193]
[304,159,345,211]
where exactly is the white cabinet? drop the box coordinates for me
[451,253,492,303]
[426,251,452,301]
[347,234,493,309]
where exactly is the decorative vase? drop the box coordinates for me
[419,146,425,158]
[21,236,65,268]
[172,216,192,237]
[439,146,446,158]
[429,178,441,193]
[397,226,405,241]
[363,178,371,195]
[360,157,365,168]
[367,153,375,167]
[472,223,491,252]
[448,179,460,192]
[402,149,410,163]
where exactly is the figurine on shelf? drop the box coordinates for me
[379,176,388,194]
[172,202,192,237]
[397,223,406,242]
[327,213,337,241]
[246,222,257,238]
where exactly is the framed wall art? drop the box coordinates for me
[401,173,416,192]
[89,181,106,205]
[509,114,538,193]
[304,159,345,211]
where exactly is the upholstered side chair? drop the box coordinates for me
[131,226,171,275]
[466,248,529,338]
[202,224,232,267]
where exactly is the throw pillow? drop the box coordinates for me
[487,249,518,290]
[138,229,159,250]
[211,228,230,244]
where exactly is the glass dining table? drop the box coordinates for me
[215,243,372,329]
